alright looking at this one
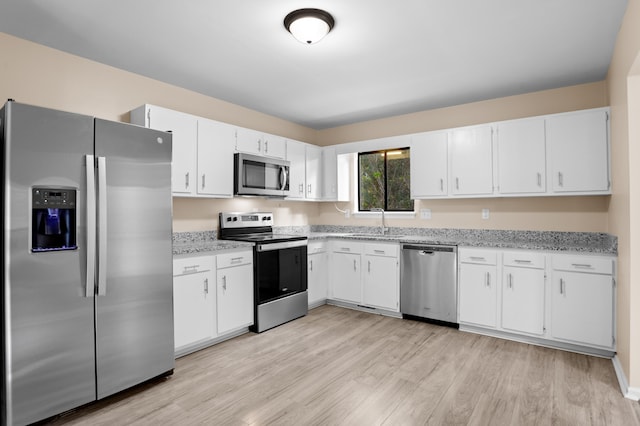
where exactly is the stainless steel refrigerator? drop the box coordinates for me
[1,101,175,426]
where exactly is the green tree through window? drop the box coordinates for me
[358,148,412,211]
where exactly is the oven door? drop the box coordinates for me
[255,240,307,304]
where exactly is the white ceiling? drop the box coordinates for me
[0,1,628,129]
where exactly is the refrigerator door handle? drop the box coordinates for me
[97,156,108,296]
[85,155,97,297]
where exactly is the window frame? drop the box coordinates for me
[357,147,413,213]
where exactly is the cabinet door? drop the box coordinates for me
[459,263,497,328]
[502,266,545,335]
[306,144,323,199]
[217,263,254,335]
[322,147,338,200]
[410,131,448,198]
[308,252,328,306]
[286,140,307,199]
[363,255,399,311]
[547,109,609,193]
[331,252,361,303]
[236,127,263,155]
[173,272,215,349]
[449,126,494,195]
[262,133,287,159]
[147,105,197,195]
[197,118,234,197]
[497,118,546,194]
[550,271,614,348]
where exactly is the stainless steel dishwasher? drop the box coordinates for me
[400,244,458,327]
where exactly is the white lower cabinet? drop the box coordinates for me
[459,247,616,354]
[216,250,254,335]
[501,252,545,336]
[172,249,253,357]
[308,242,328,306]
[329,240,399,312]
[459,249,498,328]
[331,243,362,304]
[550,255,615,349]
[173,255,216,351]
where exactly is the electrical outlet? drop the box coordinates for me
[482,208,490,219]
[420,209,432,220]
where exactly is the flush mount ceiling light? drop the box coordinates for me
[284,8,335,45]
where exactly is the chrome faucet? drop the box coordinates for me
[371,208,388,235]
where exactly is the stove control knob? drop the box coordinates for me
[226,217,232,222]
[232,217,238,221]
[266,216,272,221]
[262,216,268,221]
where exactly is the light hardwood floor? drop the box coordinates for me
[48,305,640,425]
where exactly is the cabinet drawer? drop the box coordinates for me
[552,254,613,275]
[503,251,545,269]
[364,242,399,257]
[308,241,327,254]
[332,241,363,254]
[173,255,215,276]
[217,250,253,269]
[459,248,497,265]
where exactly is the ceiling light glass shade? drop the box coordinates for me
[284,9,335,45]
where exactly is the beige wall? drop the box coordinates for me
[0,31,612,235]
[315,82,610,233]
[0,32,317,142]
[317,82,608,145]
[606,0,640,389]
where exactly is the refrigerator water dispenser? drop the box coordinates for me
[31,187,77,252]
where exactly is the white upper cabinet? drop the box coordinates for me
[306,144,323,200]
[131,104,198,195]
[286,140,307,199]
[410,131,448,198]
[321,147,349,201]
[130,104,235,198]
[197,118,234,198]
[236,127,286,159]
[547,109,610,193]
[449,126,494,196]
[286,140,323,200]
[497,117,546,195]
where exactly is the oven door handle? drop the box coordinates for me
[257,240,307,252]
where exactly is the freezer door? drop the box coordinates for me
[2,102,96,425]
[94,119,174,399]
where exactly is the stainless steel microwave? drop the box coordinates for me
[234,153,290,197]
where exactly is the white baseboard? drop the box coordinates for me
[612,355,640,401]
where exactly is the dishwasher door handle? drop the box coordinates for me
[420,250,435,255]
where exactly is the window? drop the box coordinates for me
[358,148,412,211]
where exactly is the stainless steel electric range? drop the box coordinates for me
[219,212,308,333]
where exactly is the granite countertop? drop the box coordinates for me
[173,227,618,256]
[304,226,618,255]
[173,231,253,256]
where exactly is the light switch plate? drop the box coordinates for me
[482,208,490,219]
[420,209,432,220]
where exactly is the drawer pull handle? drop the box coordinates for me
[341,248,350,252]
[560,278,565,295]
[230,257,244,264]
[485,272,491,287]
[353,259,357,271]
[470,256,486,261]
[373,250,385,254]
[571,263,592,269]
[508,273,513,289]
[310,260,313,272]
[514,259,532,264]
[204,278,209,295]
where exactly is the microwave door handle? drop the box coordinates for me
[280,166,287,190]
